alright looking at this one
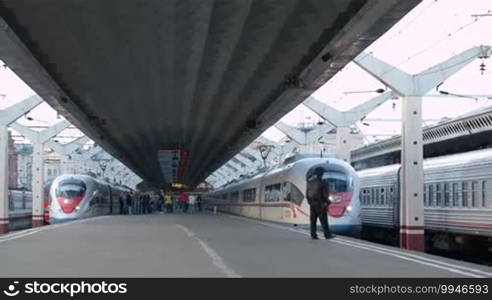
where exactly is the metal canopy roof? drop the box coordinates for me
[0,0,419,187]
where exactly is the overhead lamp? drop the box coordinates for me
[24,112,34,121]
[344,88,386,94]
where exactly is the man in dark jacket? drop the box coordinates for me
[125,193,133,215]
[306,167,333,240]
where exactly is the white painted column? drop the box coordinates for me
[0,126,9,233]
[335,127,352,163]
[400,96,425,251]
[31,143,45,227]
[60,155,69,174]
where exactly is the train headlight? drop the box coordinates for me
[75,206,80,211]
[329,196,342,203]
[346,205,352,212]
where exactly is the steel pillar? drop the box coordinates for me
[11,121,70,227]
[0,126,9,233]
[334,127,352,163]
[31,143,44,227]
[400,96,425,250]
[0,96,43,233]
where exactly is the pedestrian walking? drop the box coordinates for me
[306,167,333,239]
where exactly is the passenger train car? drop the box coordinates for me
[49,174,131,223]
[359,148,492,252]
[9,186,51,224]
[206,154,361,236]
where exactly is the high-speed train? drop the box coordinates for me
[206,154,361,236]
[359,148,492,253]
[49,174,131,223]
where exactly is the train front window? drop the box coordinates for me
[321,171,349,194]
[56,180,86,198]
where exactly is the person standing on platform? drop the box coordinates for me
[189,194,196,213]
[142,193,149,214]
[180,192,189,213]
[164,191,173,213]
[119,194,125,214]
[306,167,333,240]
[125,192,133,215]
[196,194,203,212]
[158,193,164,212]
[147,193,153,214]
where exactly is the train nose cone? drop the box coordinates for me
[57,196,83,214]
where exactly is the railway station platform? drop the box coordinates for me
[1,212,491,278]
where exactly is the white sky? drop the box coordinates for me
[1,0,492,146]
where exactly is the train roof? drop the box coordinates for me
[358,147,492,178]
[211,155,351,193]
[52,173,132,191]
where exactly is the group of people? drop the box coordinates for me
[163,191,202,213]
[118,192,160,215]
[116,170,330,241]
[118,190,204,215]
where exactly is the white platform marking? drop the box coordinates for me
[176,224,241,278]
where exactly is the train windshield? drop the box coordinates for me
[56,179,87,198]
[322,171,349,193]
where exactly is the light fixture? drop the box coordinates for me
[24,112,34,121]
[344,88,386,94]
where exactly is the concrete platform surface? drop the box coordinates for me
[1,212,491,277]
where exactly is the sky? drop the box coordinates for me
[1,0,492,146]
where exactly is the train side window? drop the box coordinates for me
[380,188,386,205]
[265,183,281,202]
[364,189,369,205]
[242,188,256,203]
[230,192,239,202]
[289,183,304,206]
[452,183,459,207]
[435,184,442,207]
[485,181,492,207]
[428,184,434,206]
[482,181,488,207]
[462,182,468,207]
[444,183,450,207]
[389,187,394,205]
[282,182,303,206]
[423,184,428,206]
[472,181,479,207]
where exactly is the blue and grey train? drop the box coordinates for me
[359,148,492,253]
